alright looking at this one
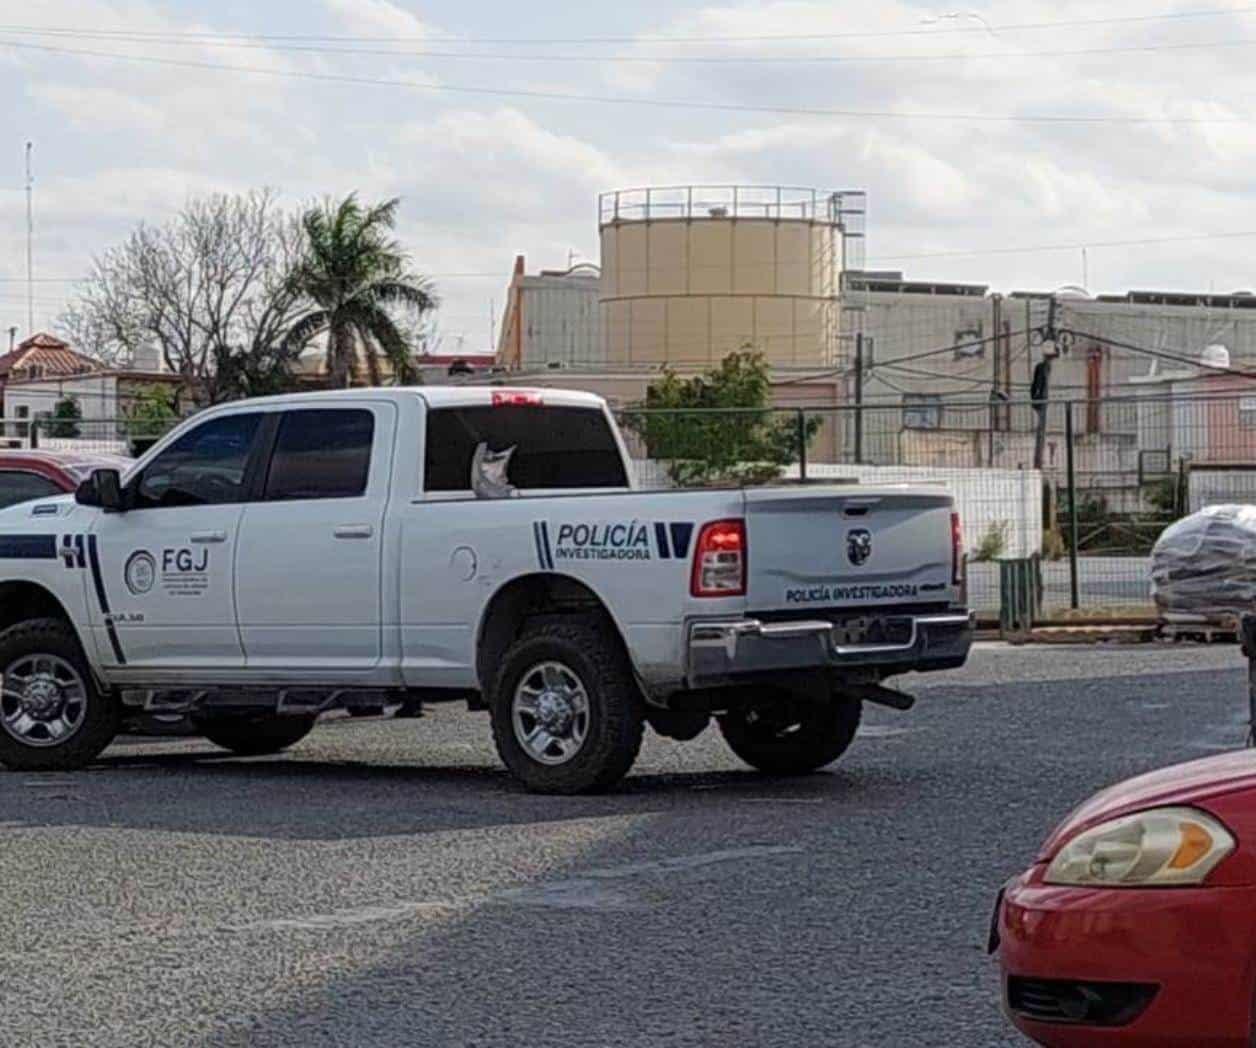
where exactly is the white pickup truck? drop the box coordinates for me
[0,387,972,792]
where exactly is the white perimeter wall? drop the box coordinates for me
[631,461,1043,559]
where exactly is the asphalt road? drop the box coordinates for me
[0,642,1249,1048]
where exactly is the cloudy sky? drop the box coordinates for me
[3,0,1256,352]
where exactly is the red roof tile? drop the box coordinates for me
[0,333,101,380]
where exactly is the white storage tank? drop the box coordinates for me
[598,185,865,367]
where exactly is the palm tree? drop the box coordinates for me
[283,195,437,387]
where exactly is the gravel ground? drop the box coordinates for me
[0,641,1248,1048]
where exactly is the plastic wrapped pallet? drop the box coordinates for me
[1151,504,1256,615]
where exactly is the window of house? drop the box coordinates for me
[953,326,984,359]
[263,409,374,500]
[425,405,628,492]
[903,393,943,430]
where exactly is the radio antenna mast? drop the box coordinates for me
[24,142,33,336]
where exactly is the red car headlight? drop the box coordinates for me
[1044,806,1236,887]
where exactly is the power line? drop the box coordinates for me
[1062,326,1256,378]
[5,7,1254,45]
[9,27,1256,65]
[775,329,1023,385]
[4,38,1256,125]
[869,229,1256,263]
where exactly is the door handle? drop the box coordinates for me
[334,524,374,539]
[190,531,227,544]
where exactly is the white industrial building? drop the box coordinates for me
[495,255,601,369]
[491,184,1256,484]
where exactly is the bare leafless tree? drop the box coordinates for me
[57,189,309,403]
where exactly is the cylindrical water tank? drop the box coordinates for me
[597,186,860,367]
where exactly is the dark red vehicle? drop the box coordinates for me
[993,749,1256,1046]
[0,450,131,508]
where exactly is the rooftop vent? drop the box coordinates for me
[1201,343,1231,370]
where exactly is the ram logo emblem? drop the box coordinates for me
[846,528,872,567]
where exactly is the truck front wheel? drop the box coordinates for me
[198,716,317,756]
[718,695,862,775]
[0,618,119,772]
[490,620,644,794]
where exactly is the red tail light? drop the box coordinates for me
[691,519,747,597]
[951,511,965,586]
[492,391,543,407]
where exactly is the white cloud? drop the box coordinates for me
[10,0,1256,341]
[323,0,429,38]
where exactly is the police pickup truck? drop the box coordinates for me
[0,387,972,793]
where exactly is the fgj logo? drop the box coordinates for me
[846,528,873,567]
[163,548,209,573]
[124,550,157,596]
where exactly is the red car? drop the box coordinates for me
[0,450,130,508]
[993,749,1256,1046]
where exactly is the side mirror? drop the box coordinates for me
[75,469,125,512]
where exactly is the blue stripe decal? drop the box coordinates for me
[539,522,554,570]
[669,523,695,560]
[532,523,546,570]
[654,522,671,559]
[0,534,57,559]
[87,535,126,666]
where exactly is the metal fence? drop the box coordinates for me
[19,415,180,457]
[13,393,1254,623]
[617,392,1256,621]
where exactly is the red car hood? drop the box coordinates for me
[1038,749,1256,860]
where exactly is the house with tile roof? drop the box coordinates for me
[0,333,185,450]
[0,333,99,393]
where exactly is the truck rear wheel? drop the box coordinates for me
[718,695,862,775]
[0,618,119,772]
[490,620,644,794]
[198,716,317,756]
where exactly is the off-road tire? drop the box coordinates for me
[719,696,862,775]
[0,618,119,772]
[198,716,317,756]
[490,619,644,794]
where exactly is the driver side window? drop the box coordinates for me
[133,413,262,510]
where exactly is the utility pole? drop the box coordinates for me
[853,331,864,463]
[1031,297,1058,471]
[991,291,1001,411]
[24,141,34,337]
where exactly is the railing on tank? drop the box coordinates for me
[598,185,867,232]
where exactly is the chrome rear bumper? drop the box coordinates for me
[687,610,974,687]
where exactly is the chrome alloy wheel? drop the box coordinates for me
[511,661,590,766]
[0,654,88,748]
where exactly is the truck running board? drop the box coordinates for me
[124,688,399,716]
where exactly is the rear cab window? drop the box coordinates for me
[424,404,628,495]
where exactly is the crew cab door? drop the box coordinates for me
[87,411,266,670]
[234,403,392,671]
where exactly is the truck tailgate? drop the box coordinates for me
[743,486,956,612]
